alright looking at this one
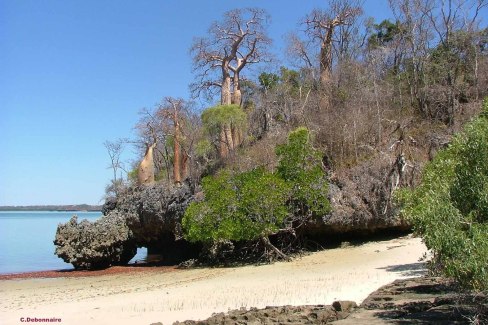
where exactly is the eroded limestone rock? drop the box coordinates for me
[54,181,197,269]
[54,213,136,269]
[304,154,413,238]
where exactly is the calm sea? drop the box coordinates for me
[0,211,147,274]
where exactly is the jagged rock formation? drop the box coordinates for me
[335,276,487,324]
[55,181,198,269]
[172,302,356,324]
[114,183,193,243]
[54,214,137,270]
[304,154,413,238]
[110,182,200,263]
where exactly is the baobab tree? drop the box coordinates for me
[157,97,192,185]
[190,8,272,106]
[135,97,200,185]
[191,8,270,158]
[303,0,362,108]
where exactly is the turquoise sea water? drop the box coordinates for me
[0,211,147,274]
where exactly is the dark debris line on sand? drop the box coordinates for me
[0,265,177,280]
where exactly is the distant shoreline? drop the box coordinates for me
[0,205,102,212]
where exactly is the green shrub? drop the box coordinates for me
[182,168,290,243]
[201,104,247,138]
[398,98,488,290]
[182,127,330,246]
[276,127,331,217]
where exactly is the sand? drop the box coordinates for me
[0,235,427,325]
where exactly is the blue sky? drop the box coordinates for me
[0,0,396,205]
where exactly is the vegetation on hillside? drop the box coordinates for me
[182,127,329,260]
[101,0,488,268]
[399,99,488,290]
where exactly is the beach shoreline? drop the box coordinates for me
[0,235,428,325]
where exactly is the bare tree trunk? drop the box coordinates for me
[231,125,240,149]
[221,68,232,105]
[224,123,234,152]
[219,128,229,158]
[474,48,479,100]
[219,64,233,159]
[319,29,334,110]
[319,30,333,87]
[232,72,242,106]
[138,143,156,186]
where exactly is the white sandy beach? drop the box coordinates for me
[0,235,427,325]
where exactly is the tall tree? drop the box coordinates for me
[422,0,487,124]
[135,98,198,185]
[303,0,362,108]
[103,139,125,196]
[190,8,272,106]
[158,97,190,185]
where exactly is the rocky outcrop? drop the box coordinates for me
[54,181,197,269]
[304,154,414,238]
[54,214,137,269]
[171,277,487,324]
[114,182,200,263]
[173,303,355,325]
[116,183,194,244]
[335,276,487,324]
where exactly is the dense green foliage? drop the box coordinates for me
[182,127,330,244]
[201,104,247,136]
[182,168,290,243]
[398,99,488,290]
[276,127,331,217]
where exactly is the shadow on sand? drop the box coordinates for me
[377,262,427,277]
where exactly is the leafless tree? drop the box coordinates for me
[103,140,126,194]
[421,0,487,124]
[190,8,272,106]
[134,98,202,185]
[287,33,316,72]
[388,0,434,117]
[388,0,486,124]
[302,0,363,108]
[157,97,194,185]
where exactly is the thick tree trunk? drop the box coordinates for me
[319,45,332,87]
[319,28,334,109]
[231,125,240,148]
[224,123,234,152]
[219,124,235,158]
[221,64,232,105]
[219,128,229,158]
[232,72,242,106]
[138,143,156,186]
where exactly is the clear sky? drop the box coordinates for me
[0,0,396,206]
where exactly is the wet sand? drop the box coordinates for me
[0,235,427,325]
